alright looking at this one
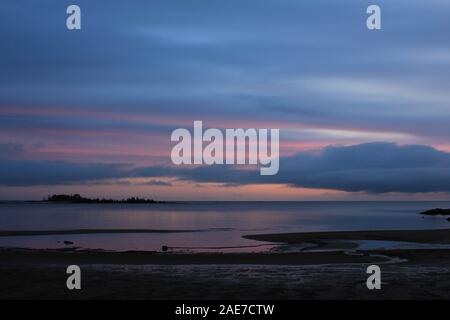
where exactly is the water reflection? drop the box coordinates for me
[0,201,449,252]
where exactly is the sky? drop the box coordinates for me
[0,0,449,200]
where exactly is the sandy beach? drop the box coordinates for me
[244,228,450,244]
[1,228,450,299]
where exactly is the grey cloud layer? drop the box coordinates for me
[0,1,449,196]
[1,1,449,143]
[1,143,449,193]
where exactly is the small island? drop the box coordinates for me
[420,208,450,216]
[46,194,163,204]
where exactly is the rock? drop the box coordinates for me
[420,208,450,216]
[63,240,74,245]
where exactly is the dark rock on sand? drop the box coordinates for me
[63,241,74,245]
[420,208,450,216]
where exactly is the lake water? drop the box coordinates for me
[0,201,449,252]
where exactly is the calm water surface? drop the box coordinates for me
[0,202,449,252]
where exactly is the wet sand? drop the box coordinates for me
[0,229,200,237]
[2,228,450,299]
[3,227,447,242]
[0,247,387,265]
[244,228,450,244]
[1,248,450,299]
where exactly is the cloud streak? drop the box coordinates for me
[0,160,129,186]
[1,143,450,194]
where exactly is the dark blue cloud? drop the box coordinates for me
[133,143,450,193]
[141,180,173,187]
[278,143,450,193]
[2,143,450,193]
[0,160,129,186]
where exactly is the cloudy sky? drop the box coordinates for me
[0,0,449,200]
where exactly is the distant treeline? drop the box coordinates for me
[46,194,162,204]
[420,208,450,216]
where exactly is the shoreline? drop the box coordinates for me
[2,246,450,266]
[0,229,201,237]
[1,227,449,239]
[0,247,389,265]
[0,228,449,265]
[244,228,450,244]
[2,228,450,299]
